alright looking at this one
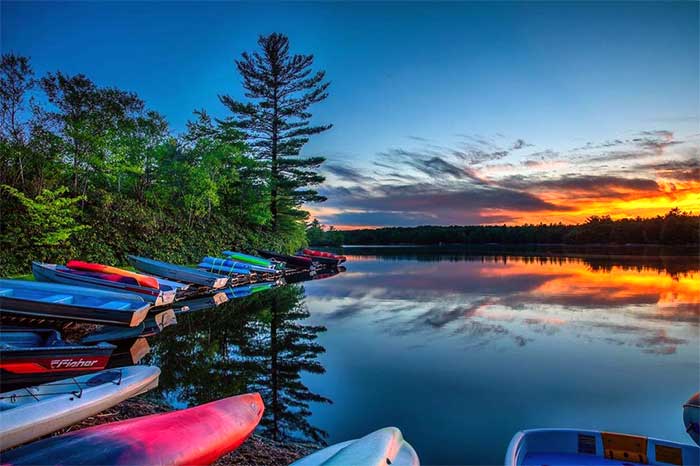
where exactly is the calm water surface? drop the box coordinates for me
[149,248,699,465]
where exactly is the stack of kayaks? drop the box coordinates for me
[199,256,279,275]
[0,327,116,391]
[0,365,160,450]
[258,249,315,270]
[32,261,181,307]
[2,392,265,465]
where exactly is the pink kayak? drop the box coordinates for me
[2,393,264,465]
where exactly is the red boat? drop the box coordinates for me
[299,248,346,267]
[2,393,265,465]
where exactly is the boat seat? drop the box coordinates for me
[97,301,133,310]
[0,288,13,296]
[37,294,74,304]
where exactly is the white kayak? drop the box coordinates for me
[0,365,160,450]
[291,427,419,466]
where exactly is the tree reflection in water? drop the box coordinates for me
[147,284,330,445]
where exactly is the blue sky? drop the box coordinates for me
[3,1,698,227]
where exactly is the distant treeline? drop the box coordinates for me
[339,210,700,246]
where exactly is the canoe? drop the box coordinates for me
[302,248,347,263]
[0,279,150,327]
[0,365,160,451]
[128,255,228,289]
[0,327,116,391]
[202,256,279,274]
[258,249,314,269]
[81,309,176,344]
[33,262,177,306]
[505,429,700,466]
[3,392,265,465]
[685,392,700,446]
[222,250,274,268]
[291,427,419,466]
[171,292,228,314]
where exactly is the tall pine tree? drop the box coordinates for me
[220,33,331,233]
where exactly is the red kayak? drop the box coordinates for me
[302,249,347,263]
[67,260,160,289]
[3,393,264,465]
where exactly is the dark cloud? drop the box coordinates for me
[634,158,700,182]
[510,139,533,150]
[499,175,660,198]
[324,164,376,184]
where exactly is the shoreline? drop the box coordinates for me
[51,397,315,466]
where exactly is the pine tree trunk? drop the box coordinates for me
[271,87,279,231]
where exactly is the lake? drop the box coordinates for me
[148,247,699,465]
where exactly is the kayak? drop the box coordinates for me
[505,428,700,466]
[290,427,419,466]
[66,260,160,289]
[0,327,116,391]
[2,392,265,465]
[222,250,273,268]
[0,365,160,450]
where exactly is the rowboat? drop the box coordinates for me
[32,261,178,306]
[127,255,228,289]
[0,365,160,450]
[258,249,315,269]
[0,279,150,327]
[202,256,279,274]
[2,392,265,465]
[290,427,419,466]
[0,327,116,391]
[505,429,700,466]
[222,250,275,268]
[80,309,176,343]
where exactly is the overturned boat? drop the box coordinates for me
[127,255,229,289]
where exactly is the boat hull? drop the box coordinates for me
[3,392,265,465]
[0,365,160,450]
[291,427,419,466]
[128,255,228,289]
[505,429,700,466]
[0,280,150,327]
[0,328,116,392]
[32,262,175,306]
[258,250,314,269]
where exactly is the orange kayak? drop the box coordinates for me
[67,260,159,290]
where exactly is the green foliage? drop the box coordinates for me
[306,218,344,246]
[341,210,700,246]
[0,51,329,275]
[1,185,88,247]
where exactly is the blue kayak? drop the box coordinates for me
[202,256,278,274]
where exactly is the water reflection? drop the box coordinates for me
[147,283,332,444]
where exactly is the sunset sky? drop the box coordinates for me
[3,1,698,228]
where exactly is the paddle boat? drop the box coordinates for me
[258,249,315,269]
[2,392,264,465]
[127,255,229,289]
[0,327,116,391]
[32,261,180,306]
[291,427,419,466]
[0,365,160,451]
[0,279,150,327]
[505,428,700,465]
